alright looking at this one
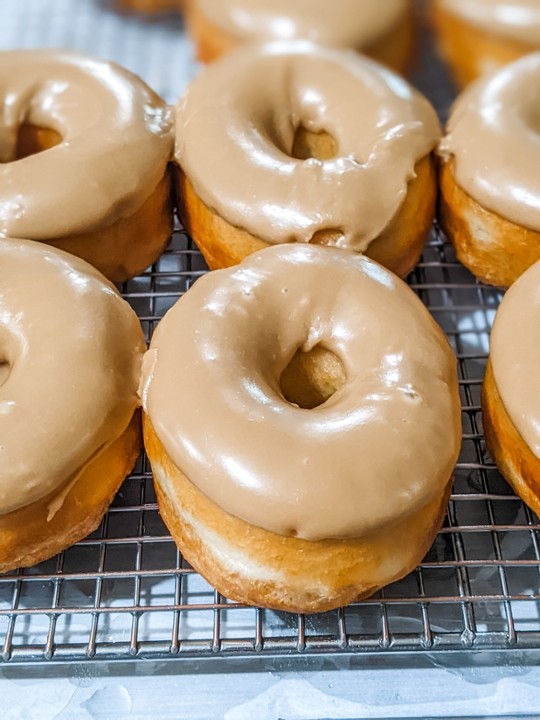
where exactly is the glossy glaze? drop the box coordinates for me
[491,259,540,457]
[0,50,173,239]
[439,53,540,231]
[0,239,146,514]
[438,0,540,45]
[175,42,440,251]
[195,0,408,47]
[141,245,462,541]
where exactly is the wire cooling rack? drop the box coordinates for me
[1,0,540,667]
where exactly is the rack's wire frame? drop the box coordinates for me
[2,227,540,667]
[1,1,540,671]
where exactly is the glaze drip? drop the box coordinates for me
[175,42,440,251]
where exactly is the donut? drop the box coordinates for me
[483,260,540,517]
[0,50,174,283]
[140,244,462,613]
[0,238,145,573]
[116,0,182,13]
[438,54,540,288]
[432,0,540,87]
[186,0,416,71]
[186,0,415,73]
[174,42,440,278]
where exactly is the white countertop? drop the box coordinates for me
[3,664,540,719]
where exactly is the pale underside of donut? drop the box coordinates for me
[144,414,452,614]
[482,363,540,518]
[438,159,540,288]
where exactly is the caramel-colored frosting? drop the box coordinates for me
[439,53,540,232]
[175,42,440,251]
[0,50,173,240]
[0,238,146,515]
[490,259,540,457]
[141,245,461,541]
[196,0,408,48]
[438,0,540,45]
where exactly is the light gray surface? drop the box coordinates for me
[3,665,540,719]
[0,0,194,102]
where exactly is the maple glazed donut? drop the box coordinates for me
[0,239,145,573]
[432,0,540,87]
[117,0,182,12]
[483,260,540,517]
[438,54,540,288]
[186,0,415,72]
[0,50,174,283]
[140,245,462,613]
[175,42,440,278]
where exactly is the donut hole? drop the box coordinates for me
[280,344,346,409]
[309,228,345,246]
[0,359,11,388]
[0,124,62,162]
[291,125,338,161]
[15,124,62,160]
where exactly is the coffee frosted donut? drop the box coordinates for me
[438,53,540,287]
[141,245,462,612]
[187,0,414,72]
[483,259,540,516]
[0,50,174,282]
[175,42,440,277]
[0,238,145,572]
[432,0,540,86]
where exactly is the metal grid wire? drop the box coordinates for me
[1,0,540,666]
[2,228,540,664]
